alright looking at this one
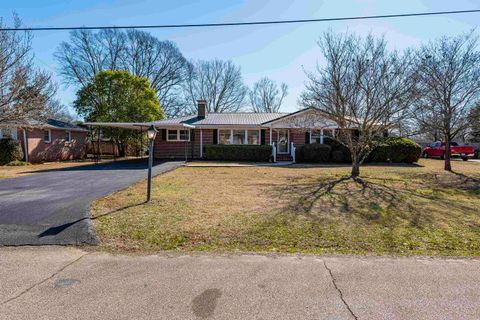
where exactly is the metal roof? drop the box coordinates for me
[152,112,288,127]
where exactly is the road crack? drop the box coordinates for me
[323,260,358,320]
[1,252,89,305]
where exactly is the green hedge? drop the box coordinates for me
[367,137,422,163]
[205,144,273,162]
[295,144,331,163]
[0,138,24,165]
[295,137,421,164]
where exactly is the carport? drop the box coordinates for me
[84,122,195,162]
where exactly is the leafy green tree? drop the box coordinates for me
[74,70,164,156]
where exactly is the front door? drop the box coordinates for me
[277,130,289,154]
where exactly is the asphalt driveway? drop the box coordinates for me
[0,160,183,246]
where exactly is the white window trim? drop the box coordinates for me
[166,129,190,142]
[0,128,18,140]
[44,129,52,144]
[65,131,72,142]
[217,129,261,145]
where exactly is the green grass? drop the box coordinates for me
[92,159,480,256]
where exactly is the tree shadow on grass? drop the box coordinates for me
[267,173,475,228]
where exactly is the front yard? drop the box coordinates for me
[92,159,480,256]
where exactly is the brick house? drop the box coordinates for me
[87,100,341,162]
[0,119,88,163]
[150,100,338,161]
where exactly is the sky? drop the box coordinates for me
[1,0,479,117]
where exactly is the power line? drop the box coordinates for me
[1,9,479,32]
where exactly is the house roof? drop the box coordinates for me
[152,112,289,127]
[0,119,88,132]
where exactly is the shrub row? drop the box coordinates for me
[295,137,421,164]
[0,138,24,165]
[205,144,273,162]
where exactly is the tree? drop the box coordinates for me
[249,77,288,113]
[183,59,247,113]
[468,103,480,142]
[74,70,164,156]
[0,15,56,124]
[301,32,417,178]
[414,31,480,171]
[56,29,190,117]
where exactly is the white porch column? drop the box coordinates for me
[332,128,336,138]
[200,129,203,158]
[320,129,324,144]
[269,125,272,145]
[22,128,29,163]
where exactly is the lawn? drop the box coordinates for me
[91,159,480,256]
[0,161,95,180]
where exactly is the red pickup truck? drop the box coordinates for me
[422,142,475,161]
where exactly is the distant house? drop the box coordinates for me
[0,119,88,163]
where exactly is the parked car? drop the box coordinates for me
[422,141,475,161]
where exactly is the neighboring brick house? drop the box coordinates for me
[150,100,338,161]
[0,119,88,163]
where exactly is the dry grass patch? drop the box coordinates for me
[92,159,480,256]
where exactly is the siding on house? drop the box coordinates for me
[17,128,87,163]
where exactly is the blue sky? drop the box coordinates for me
[1,0,479,116]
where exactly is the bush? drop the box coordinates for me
[5,160,31,166]
[367,137,421,163]
[296,144,331,163]
[0,138,24,165]
[331,150,346,163]
[205,144,272,162]
[324,138,351,163]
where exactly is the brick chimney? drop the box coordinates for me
[197,100,207,119]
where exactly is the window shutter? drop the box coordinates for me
[261,130,266,145]
[213,129,218,144]
[161,129,166,141]
[190,130,195,141]
[305,131,310,144]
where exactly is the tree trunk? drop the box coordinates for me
[351,160,360,178]
[444,137,452,171]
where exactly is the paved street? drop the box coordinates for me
[1,247,480,320]
[0,160,183,245]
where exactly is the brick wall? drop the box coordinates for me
[154,129,215,160]
[17,128,87,163]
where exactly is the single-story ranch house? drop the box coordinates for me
[0,119,88,163]
[88,100,341,162]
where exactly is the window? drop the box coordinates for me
[311,130,321,144]
[247,130,260,145]
[218,129,261,145]
[179,130,190,141]
[219,129,231,144]
[167,129,178,141]
[0,128,17,140]
[232,130,245,144]
[65,131,71,142]
[167,129,190,141]
[44,130,51,143]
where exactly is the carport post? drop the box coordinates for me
[146,125,158,202]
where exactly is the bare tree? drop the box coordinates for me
[301,32,417,178]
[414,31,480,171]
[55,29,190,117]
[0,15,56,125]
[249,77,288,112]
[184,59,247,113]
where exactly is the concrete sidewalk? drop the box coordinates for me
[1,247,480,320]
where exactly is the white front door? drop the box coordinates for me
[277,130,289,154]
